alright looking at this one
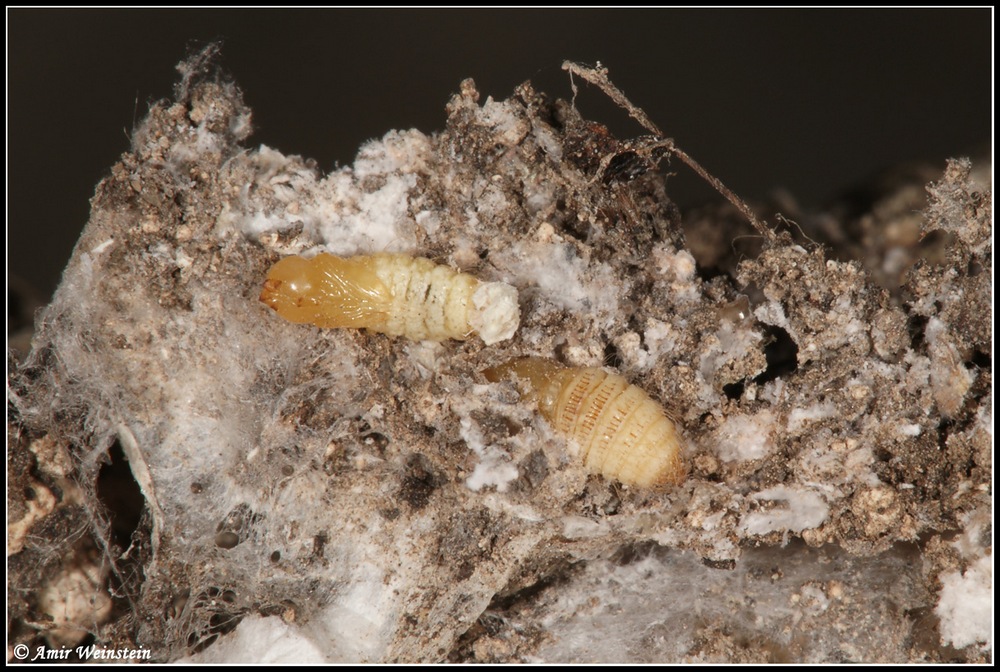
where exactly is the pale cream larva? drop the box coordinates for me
[485,357,687,488]
[260,253,519,344]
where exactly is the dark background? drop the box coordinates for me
[8,9,991,302]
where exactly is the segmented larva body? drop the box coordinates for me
[486,358,686,488]
[260,253,519,344]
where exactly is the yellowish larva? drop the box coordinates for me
[260,253,519,344]
[485,358,686,488]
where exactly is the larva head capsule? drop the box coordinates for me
[486,357,687,488]
[259,255,313,318]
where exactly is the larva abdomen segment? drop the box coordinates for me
[486,358,686,488]
[371,255,478,342]
[260,253,519,344]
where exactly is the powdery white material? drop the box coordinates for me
[795,433,880,489]
[179,615,326,664]
[714,411,775,462]
[317,171,418,255]
[903,350,932,390]
[309,562,397,661]
[414,210,440,236]
[787,402,838,432]
[478,98,530,147]
[799,583,831,616]
[475,181,514,221]
[403,341,443,380]
[457,401,519,493]
[227,130,433,256]
[651,245,699,303]
[523,178,558,215]
[759,377,787,405]
[819,294,867,350]
[740,486,829,535]
[952,507,993,560]
[535,543,927,663]
[353,129,432,177]
[616,318,683,373]
[754,300,791,331]
[466,453,520,493]
[935,555,994,651]
[644,318,678,360]
[470,282,520,345]
[225,145,322,236]
[976,403,992,438]
[925,316,975,415]
[89,238,115,256]
[560,515,608,539]
[499,239,620,326]
[696,321,763,405]
[532,123,563,161]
